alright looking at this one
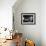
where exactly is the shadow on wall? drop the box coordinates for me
[12,0,25,33]
[12,0,24,10]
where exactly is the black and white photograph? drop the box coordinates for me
[21,13,36,25]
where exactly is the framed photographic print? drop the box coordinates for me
[21,13,36,25]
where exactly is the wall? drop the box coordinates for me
[0,0,16,30]
[41,0,46,46]
[13,0,41,46]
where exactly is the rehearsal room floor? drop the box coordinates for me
[0,39,16,46]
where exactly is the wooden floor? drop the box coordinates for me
[0,39,16,46]
[0,33,23,46]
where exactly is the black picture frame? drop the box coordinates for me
[21,13,36,25]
